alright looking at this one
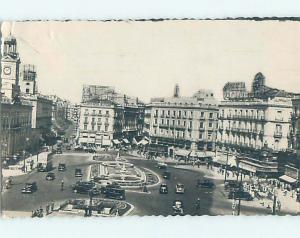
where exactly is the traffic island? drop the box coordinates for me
[51,198,133,217]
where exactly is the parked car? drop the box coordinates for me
[56,148,62,154]
[157,162,167,169]
[75,168,83,177]
[159,183,168,194]
[197,179,215,188]
[22,182,38,194]
[58,163,66,172]
[74,145,83,151]
[162,171,171,179]
[175,183,185,194]
[72,181,100,195]
[228,190,254,201]
[45,172,55,181]
[172,200,184,215]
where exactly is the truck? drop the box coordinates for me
[37,151,53,172]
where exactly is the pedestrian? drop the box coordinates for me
[61,179,64,191]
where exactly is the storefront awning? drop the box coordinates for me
[112,139,121,145]
[238,163,256,173]
[138,139,149,145]
[279,175,297,184]
[122,139,130,144]
[175,149,191,157]
[132,138,138,145]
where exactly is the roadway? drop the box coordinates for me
[2,150,273,216]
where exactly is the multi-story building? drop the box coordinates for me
[144,85,219,156]
[20,94,53,134]
[0,98,34,158]
[67,103,80,124]
[78,86,144,147]
[290,96,300,156]
[217,72,297,177]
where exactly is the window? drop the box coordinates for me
[97,125,101,131]
[155,110,158,116]
[276,124,282,133]
[106,110,109,115]
[91,125,95,131]
[92,117,95,123]
[183,121,186,126]
[199,133,203,139]
[167,119,169,125]
[161,119,164,124]
[209,112,213,119]
[167,110,170,116]
[84,109,89,115]
[209,122,213,128]
[84,117,88,123]
[184,111,187,116]
[173,111,176,116]
[200,112,204,118]
[162,110,165,116]
[26,88,30,93]
[189,121,192,128]
[179,111,182,117]
[172,120,175,125]
[105,125,108,131]
[92,110,96,115]
[154,118,158,124]
[84,125,87,130]
[200,122,204,129]
[26,82,30,85]
[98,118,101,123]
[98,110,102,115]
[178,120,180,125]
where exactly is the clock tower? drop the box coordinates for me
[1,35,21,100]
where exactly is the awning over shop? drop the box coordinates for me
[213,154,237,167]
[138,139,149,145]
[112,139,121,145]
[175,149,191,157]
[79,138,88,143]
[122,139,130,144]
[279,175,298,184]
[132,138,138,145]
[238,162,256,173]
[144,136,150,141]
[190,151,198,157]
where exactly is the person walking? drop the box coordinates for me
[61,179,64,191]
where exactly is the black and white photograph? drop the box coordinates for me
[1,19,300,218]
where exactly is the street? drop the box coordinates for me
[2,150,278,216]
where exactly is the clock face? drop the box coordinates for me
[3,66,11,75]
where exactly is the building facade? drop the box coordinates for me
[290,96,300,156]
[144,86,219,155]
[78,86,144,147]
[0,99,33,158]
[217,73,296,177]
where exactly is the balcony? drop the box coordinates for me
[274,132,283,138]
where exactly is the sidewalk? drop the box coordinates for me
[2,154,40,178]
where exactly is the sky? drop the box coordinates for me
[2,20,300,103]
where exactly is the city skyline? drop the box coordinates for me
[2,20,300,104]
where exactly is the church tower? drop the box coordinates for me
[1,35,21,99]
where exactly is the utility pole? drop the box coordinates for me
[224,147,229,183]
[237,170,243,215]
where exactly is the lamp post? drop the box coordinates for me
[272,189,278,215]
[224,146,229,183]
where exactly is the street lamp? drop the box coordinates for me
[224,146,230,183]
[272,189,278,215]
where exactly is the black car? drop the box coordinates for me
[72,181,100,195]
[228,190,254,201]
[46,172,55,181]
[75,168,83,177]
[66,145,71,150]
[22,182,38,194]
[197,179,215,188]
[172,200,184,216]
[105,187,126,200]
[58,163,66,171]
[56,148,62,154]
[162,171,171,179]
[101,183,121,194]
[159,184,168,194]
